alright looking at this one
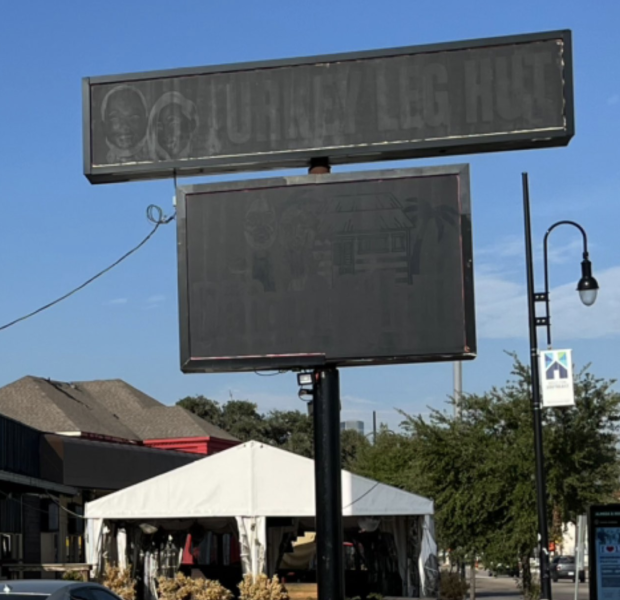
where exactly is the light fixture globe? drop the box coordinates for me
[577,258,599,306]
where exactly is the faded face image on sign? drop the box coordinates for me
[100,85,148,163]
[147,91,199,161]
[243,198,278,251]
[86,32,573,183]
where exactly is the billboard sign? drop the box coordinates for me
[540,348,575,407]
[84,30,573,184]
[589,504,620,600]
[176,165,474,373]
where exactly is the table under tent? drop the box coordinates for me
[85,441,438,599]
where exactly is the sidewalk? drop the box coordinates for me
[469,571,589,600]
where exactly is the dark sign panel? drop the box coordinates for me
[177,165,474,373]
[589,504,620,600]
[84,31,573,184]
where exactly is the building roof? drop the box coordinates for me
[321,193,413,235]
[110,405,235,441]
[0,376,237,443]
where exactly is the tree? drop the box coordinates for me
[346,356,620,598]
[407,357,620,593]
[177,395,222,425]
[220,400,269,442]
[176,396,268,441]
[544,366,620,536]
[264,410,314,458]
[340,429,370,471]
[352,428,416,489]
[401,402,507,577]
[177,396,369,465]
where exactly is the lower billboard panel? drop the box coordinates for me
[177,165,475,373]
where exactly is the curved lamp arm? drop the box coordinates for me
[542,220,599,347]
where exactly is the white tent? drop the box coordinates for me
[85,441,436,597]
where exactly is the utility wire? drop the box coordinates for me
[0,205,175,332]
[45,492,88,519]
[254,370,288,377]
[0,489,87,520]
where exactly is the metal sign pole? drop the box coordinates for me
[574,515,586,600]
[453,362,462,417]
[523,173,552,600]
[574,519,580,600]
[309,159,344,600]
[313,367,344,600]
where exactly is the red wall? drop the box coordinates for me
[143,436,239,455]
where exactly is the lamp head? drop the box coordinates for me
[577,258,599,306]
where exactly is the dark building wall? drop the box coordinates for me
[0,496,22,533]
[41,435,199,491]
[22,496,42,564]
[0,415,40,478]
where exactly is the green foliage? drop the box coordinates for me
[544,365,620,526]
[340,429,370,470]
[517,575,540,600]
[177,396,270,442]
[62,570,86,581]
[438,572,469,600]
[221,400,269,442]
[176,396,368,465]
[263,409,314,458]
[177,395,223,425]
[352,427,416,489]
[346,355,620,597]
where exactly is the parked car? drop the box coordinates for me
[551,555,585,583]
[0,580,124,600]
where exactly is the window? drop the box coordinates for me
[40,501,59,533]
[358,235,389,255]
[391,234,407,252]
[1,534,12,560]
[210,533,219,565]
[222,534,231,566]
[90,590,124,600]
[334,241,355,274]
[66,535,84,563]
[71,587,121,600]
[68,504,84,535]
[2,595,49,600]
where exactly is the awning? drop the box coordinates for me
[41,434,199,491]
[0,469,78,496]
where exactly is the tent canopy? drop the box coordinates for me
[85,440,433,520]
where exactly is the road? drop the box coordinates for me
[472,572,590,600]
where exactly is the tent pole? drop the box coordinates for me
[313,366,344,600]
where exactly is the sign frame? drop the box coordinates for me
[176,164,475,373]
[540,348,575,408]
[588,504,620,600]
[83,30,574,184]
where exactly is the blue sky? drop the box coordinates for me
[0,0,618,433]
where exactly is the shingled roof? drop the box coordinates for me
[0,376,237,442]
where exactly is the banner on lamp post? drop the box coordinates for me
[540,349,575,408]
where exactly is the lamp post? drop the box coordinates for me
[541,220,599,346]
[522,173,599,600]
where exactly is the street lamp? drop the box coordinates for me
[522,173,599,600]
[539,220,600,346]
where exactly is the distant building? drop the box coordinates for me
[0,376,238,454]
[340,420,364,435]
[0,375,239,577]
